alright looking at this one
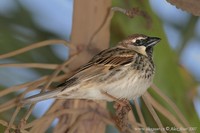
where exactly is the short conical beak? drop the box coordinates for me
[146,37,161,47]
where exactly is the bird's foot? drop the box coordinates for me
[114,99,132,132]
[114,99,131,111]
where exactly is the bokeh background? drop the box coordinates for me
[0,0,199,132]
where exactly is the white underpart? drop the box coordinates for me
[58,66,153,101]
[104,71,152,100]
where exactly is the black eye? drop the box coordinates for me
[135,39,144,46]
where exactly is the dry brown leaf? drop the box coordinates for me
[166,0,200,16]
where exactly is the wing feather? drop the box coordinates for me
[60,46,136,88]
[22,46,137,103]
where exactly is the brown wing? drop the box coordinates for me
[77,47,136,71]
[59,46,136,88]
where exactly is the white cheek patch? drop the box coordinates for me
[130,45,148,57]
[131,38,137,43]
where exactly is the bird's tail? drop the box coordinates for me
[21,89,62,104]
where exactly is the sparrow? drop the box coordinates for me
[22,34,160,104]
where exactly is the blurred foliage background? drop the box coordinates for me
[0,0,199,132]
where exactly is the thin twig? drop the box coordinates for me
[24,108,88,129]
[88,6,114,48]
[101,91,126,106]
[19,74,68,99]
[0,120,16,130]
[0,98,18,113]
[0,63,59,69]
[134,99,148,133]
[0,72,69,100]
[5,106,21,132]
[127,108,141,133]
[111,7,152,28]
[0,76,47,97]
[0,121,29,133]
[29,100,64,132]
[145,91,188,133]
[142,93,167,133]
[151,84,191,128]
[0,40,73,59]
[111,7,126,14]
[68,112,92,133]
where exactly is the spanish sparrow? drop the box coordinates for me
[22,34,160,103]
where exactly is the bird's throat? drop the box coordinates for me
[131,45,148,57]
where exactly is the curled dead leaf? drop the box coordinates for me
[167,0,200,16]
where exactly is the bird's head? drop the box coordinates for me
[120,34,161,57]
